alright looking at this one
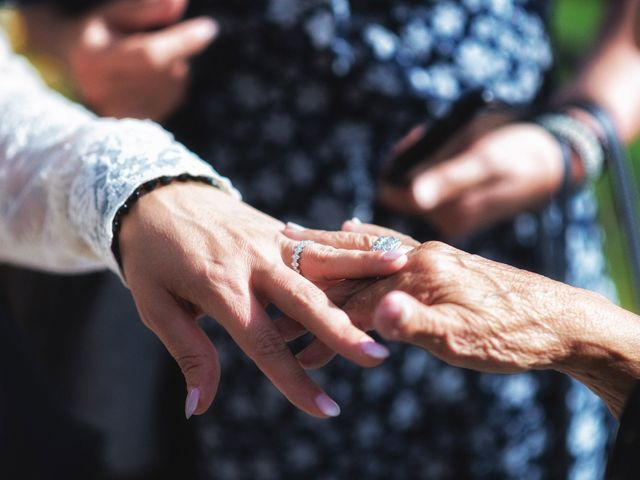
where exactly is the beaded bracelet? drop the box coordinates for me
[535,112,605,184]
[110,174,221,276]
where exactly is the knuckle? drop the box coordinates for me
[420,241,454,275]
[137,44,163,70]
[297,284,329,308]
[344,232,376,250]
[421,240,451,259]
[251,325,289,360]
[175,351,208,379]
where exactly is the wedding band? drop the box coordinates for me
[371,236,401,252]
[291,240,314,275]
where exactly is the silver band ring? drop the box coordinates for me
[291,240,314,275]
[371,236,402,252]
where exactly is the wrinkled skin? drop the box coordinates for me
[285,221,640,418]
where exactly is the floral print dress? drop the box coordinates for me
[162,0,616,478]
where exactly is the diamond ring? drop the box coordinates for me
[370,236,402,252]
[291,240,314,275]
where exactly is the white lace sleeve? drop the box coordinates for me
[0,30,239,275]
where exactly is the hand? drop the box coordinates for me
[118,184,409,419]
[288,222,640,418]
[21,0,215,120]
[380,115,565,237]
[280,220,419,368]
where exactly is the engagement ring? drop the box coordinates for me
[371,236,401,252]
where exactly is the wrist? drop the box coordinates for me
[113,175,228,278]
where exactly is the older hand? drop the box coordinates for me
[22,0,214,120]
[119,185,408,419]
[286,222,640,418]
[380,116,565,237]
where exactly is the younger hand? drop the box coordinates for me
[119,185,408,419]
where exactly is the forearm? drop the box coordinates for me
[552,287,640,419]
[0,29,237,274]
[557,0,640,142]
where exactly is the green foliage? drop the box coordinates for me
[554,0,640,312]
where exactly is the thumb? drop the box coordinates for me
[410,152,490,210]
[137,16,218,68]
[136,290,221,419]
[101,0,188,31]
[373,291,448,348]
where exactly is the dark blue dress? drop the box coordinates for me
[162,1,614,478]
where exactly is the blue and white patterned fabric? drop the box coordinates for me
[163,0,617,479]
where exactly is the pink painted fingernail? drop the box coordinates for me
[286,222,306,231]
[382,251,405,262]
[360,340,390,359]
[185,387,200,419]
[315,394,341,417]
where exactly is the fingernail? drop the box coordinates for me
[315,394,341,417]
[360,340,390,359]
[185,387,200,419]
[350,217,362,225]
[195,18,218,40]
[286,222,306,231]
[414,181,438,209]
[382,251,405,262]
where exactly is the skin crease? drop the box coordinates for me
[284,221,640,419]
[20,0,216,120]
[117,183,408,418]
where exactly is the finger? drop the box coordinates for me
[296,338,337,370]
[135,290,221,418]
[372,291,450,348]
[377,182,424,214]
[273,315,308,342]
[282,238,408,281]
[341,220,420,247]
[101,0,188,31]
[324,278,377,310]
[427,175,548,238]
[262,267,391,367]
[212,293,342,418]
[408,152,491,210]
[285,223,379,251]
[129,17,218,68]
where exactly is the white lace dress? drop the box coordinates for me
[0,29,237,275]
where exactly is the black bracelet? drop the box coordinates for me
[110,174,220,276]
